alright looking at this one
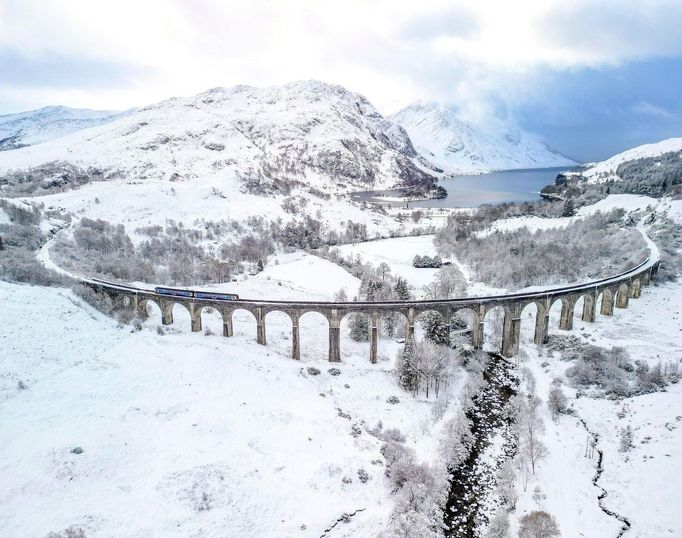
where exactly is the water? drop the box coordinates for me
[352,167,574,208]
[417,167,574,208]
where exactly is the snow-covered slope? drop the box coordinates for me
[0,247,469,537]
[0,106,126,151]
[390,102,577,175]
[0,81,436,193]
[576,137,682,182]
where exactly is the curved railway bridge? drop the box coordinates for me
[85,257,660,363]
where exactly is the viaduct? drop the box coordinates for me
[84,257,660,362]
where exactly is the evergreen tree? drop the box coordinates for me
[395,276,411,300]
[383,312,397,338]
[349,313,369,341]
[397,339,418,392]
[0,235,4,251]
[562,198,575,217]
[421,311,449,345]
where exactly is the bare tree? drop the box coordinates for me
[412,340,450,398]
[547,386,568,421]
[619,426,634,453]
[485,510,510,538]
[424,264,467,299]
[518,511,560,538]
[518,396,548,474]
[496,460,518,510]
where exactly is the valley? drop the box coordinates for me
[1,81,681,538]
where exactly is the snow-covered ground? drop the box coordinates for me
[577,137,682,182]
[18,176,403,240]
[333,234,503,298]
[2,190,681,537]
[487,194,667,235]
[513,278,682,537]
[0,251,468,538]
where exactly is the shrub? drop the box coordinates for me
[44,527,87,538]
[413,254,443,268]
[435,209,647,290]
[518,510,560,538]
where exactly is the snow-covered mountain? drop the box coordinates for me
[390,101,577,174]
[573,137,682,182]
[0,81,437,193]
[541,137,682,199]
[0,105,126,151]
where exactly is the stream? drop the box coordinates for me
[443,354,518,537]
[579,418,632,537]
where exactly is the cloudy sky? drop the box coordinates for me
[1,0,681,161]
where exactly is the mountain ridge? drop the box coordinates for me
[0,105,128,151]
[0,80,438,194]
[390,101,578,175]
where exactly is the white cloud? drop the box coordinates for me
[631,101,676,119]
[1,0,681,116]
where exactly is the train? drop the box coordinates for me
[154,287,240,301]
[90,278,239,301]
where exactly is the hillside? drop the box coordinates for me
[390,101,577,175]
[576,137,682,182]
[0,81,437,196]
[542,137,682,199]
[0,106,125,151]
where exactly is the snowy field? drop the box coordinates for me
[0,268,466,538]
[2,192,681,537]
[513,279,682,537]
[333,234,503,297]
[487,194,672,235]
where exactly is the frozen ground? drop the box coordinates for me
[0,267,466,538]
[333,234,502,297]
[2,193,681,537]
[488,194,672,235]
[513,278,682,537]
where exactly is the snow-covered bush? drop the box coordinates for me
[381,435,446,538]
[619,425,634,453]
[381,428,406,443]
[518,510,560,538]
[435,209,647,289]
[439,409,475,470]
[0,161,108,197]
[648,216,682,281]
[547,386,568,421]
[559,339,674,397]
[44,526,87,538]
[412,254,442,268]
[484,511,510,538]
[495,460,518,511]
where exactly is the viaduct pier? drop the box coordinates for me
[85,257,659,362]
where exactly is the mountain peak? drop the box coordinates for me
[0,81,436,193]
[390,103,577,174]
[0,105,126,151]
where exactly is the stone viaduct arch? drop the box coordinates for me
[87,258,659,362]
